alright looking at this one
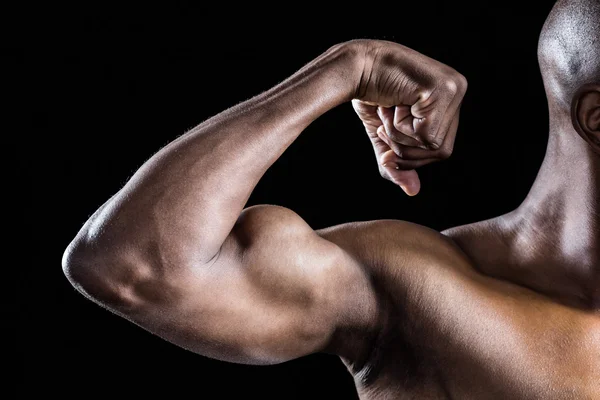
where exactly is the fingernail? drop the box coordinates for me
[403,186,418,196]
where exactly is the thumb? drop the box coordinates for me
[381,165,421,196]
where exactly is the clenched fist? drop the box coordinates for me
[347,40,467,195]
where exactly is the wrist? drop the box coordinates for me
[312,40,367,104]
[334,40,372,100]
[248,41,367,122]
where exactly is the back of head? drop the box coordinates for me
[538,0,600,109]
[538,0,600,151]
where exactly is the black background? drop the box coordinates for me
[15,1,558,398]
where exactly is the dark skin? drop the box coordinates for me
[62,8,600,400]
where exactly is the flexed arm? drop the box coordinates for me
[62,40,466,365]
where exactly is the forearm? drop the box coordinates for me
[69,42,362,265]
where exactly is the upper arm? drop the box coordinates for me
[72,205,380,366]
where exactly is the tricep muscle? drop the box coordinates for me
[119,205,378,365]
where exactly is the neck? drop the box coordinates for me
[507,111,600,307]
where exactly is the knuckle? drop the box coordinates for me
[390,130,405,142]
[457,73,468,92]
[443,78,459,94]
[438,146,453,159]
[378,167,388,179]
[424,133,441,148]
[387,129,402,142]
[442,70,468,95]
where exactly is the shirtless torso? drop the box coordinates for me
[314,214,598,399]
[62,2,600,399]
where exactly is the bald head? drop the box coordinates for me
[538,0,600,108]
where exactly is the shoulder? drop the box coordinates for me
[317,219,476,279]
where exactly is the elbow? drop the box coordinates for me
[61,237,138,311]
[62,237,89,292]
[61,193,176,311]
[61,236,108,304]
[62,235,178,313]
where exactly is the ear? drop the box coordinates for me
[572,83,600,153]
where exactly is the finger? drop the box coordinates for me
[393,105,427,146]
[428,84,464,148]
[436,106,461,159]
[412,77,466,148]
[371,133,396,164]
[400,104,461,160]
[397,119,457,160]
[408,94,460,160]
[377,126,443,168]
[370,134,432,181]
[411,91,451,149]
[376,124,405,158]
[369,127,402,168]
[377,107,428,150]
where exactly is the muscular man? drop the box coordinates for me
[62,1,599,398]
